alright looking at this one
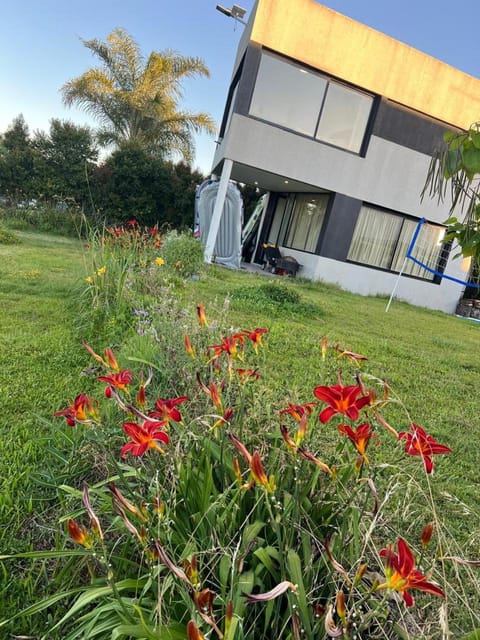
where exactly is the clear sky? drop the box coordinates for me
[1,0,480,175]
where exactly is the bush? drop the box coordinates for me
[160,230,205,278]
[231,282,321,317]
[0,204,86,237]
[0,226,20,244]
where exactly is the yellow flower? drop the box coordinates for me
[96,266,107,276]
[155,257,165,266]
[85,276,94,284]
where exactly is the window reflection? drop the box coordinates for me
[249,51,372,154]
[315,83,373,152]
[250,53,327,137]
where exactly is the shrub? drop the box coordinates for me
[0,204,86,237]
[231,282,321,317]
[0,226,20,244]
[159,230,205,278]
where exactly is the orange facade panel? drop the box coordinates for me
[250,0,480,130]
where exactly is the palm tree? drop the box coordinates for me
[61,28,216,162]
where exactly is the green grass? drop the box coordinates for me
[1,235,480,636]
[0,231,88,627]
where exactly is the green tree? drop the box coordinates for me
[61,28,216,162]
[424,123,480,263]
[90,144,205,227]
[0,115,36,201]
[33,119,98,205]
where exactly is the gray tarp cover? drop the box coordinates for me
[196,180,243,269]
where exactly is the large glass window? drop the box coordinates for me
[347,206,445,280]
[281,194,329,253]
[315,82,373,152]
[250,53,327,137]
[249,51,373,153]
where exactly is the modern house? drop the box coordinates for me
[207,0,480,313]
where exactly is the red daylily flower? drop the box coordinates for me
[235,368,261,381]
[187,621,206,640]
[67,518,92,548]
[334,344,368,364]
[377,538,445,607]
[314,383,370,424]
[338,422,377,460]
[82,342,119,371]
[197,374,224,413]
[242,327,268,352]
[399,423,452,474]
[150,396,189,424]
[196,303,208,327]
[297,447,333,476]
[421,522,434,547]
[228,433,275,492]
[53,393,98,426]
[321,337,328,361]
[207,335,243,365]
[97,369,134,396]
[121,420,169,457]
[184,334,195,357]
[279,402,317,422]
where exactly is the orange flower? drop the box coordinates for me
[235,368,261,381]
[184,334,195,357]
[150,396,189,424]
[197,374,224,413]
[67,518,92,548]
[313,383,370,424]
[242,327,268,352]
[279,402,317,422]
[297,447,333,476]
[377,538,445,607]
[338,422,377,461]
[196,303,208,327]
[53,393,98,426]
[228,433,275,492]
[421,522,434,547]
[399,424,452,474]
[121,420,169,457]
[97,369,134,397]
[207,335,242,366]
[334,344,368,364]
[187,621,205,640]
[83,342,118,370]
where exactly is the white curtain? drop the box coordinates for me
[285,195,328,252]
[348,206,403,268]
[348,207,444,280]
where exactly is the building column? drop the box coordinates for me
[204,158,233,264]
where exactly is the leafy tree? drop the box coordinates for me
[33,119,98,205]
[424,124,480,263]
[0,115,36,201]
[90,144,204,227]
[61,28,216,162]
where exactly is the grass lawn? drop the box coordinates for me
[1,231,479,635]
[0,231,87,623]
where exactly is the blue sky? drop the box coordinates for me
[1,0,480,174]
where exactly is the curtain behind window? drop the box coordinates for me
[348,206,402,268]
[284,194,328,252]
